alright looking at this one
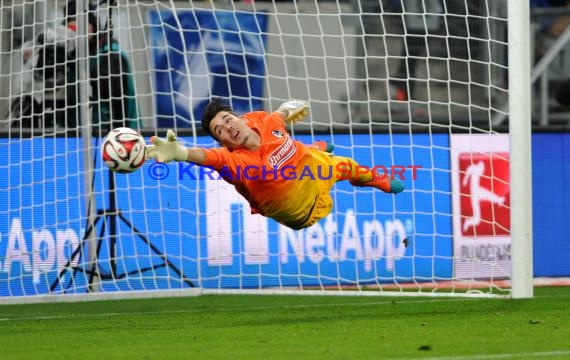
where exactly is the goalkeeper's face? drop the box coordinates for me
[209,111,253,150]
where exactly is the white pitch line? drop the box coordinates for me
[0,309,192,322]
[0,297,480,322]
[0,291,567,323]
[392,350,570,360]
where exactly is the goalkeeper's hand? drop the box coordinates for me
[278,99,310,124]
[146,129,188,163]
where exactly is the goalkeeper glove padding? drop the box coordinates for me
[278,99,310,124]
[146,129,188,163]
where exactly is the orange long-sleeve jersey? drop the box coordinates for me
[201,111,337,228]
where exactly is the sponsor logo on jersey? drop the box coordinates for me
[267,135,296,168]
[272,129,284,138]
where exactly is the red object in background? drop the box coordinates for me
[459,152,510,237]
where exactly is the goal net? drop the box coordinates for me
[0,0,532,302]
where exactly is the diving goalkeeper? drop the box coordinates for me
[146,98,404,230]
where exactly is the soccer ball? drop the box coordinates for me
[102,127,146,173]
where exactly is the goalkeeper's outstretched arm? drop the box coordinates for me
[277,100,310,124]
[146,129,205,164]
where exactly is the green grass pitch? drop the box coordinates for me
[0,287,568,359]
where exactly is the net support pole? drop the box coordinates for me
[76,0,100,292]
[508,0,533,299]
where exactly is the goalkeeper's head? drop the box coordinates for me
[201,97,237,142]
[201,97,256,150]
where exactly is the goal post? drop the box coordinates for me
[508,0,533,299]
[0,0,533,303]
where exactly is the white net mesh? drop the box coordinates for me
[0,0,518,301]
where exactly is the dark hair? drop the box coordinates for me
[201,97,235,140]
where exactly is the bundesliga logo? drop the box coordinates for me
[459,152,510,236]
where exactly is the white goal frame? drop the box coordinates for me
[0,0,533,303]
[507,0,533,299]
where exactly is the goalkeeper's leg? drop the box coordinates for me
[310,141,334,153]
[331,155,404,194]
[288,150,404,229]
